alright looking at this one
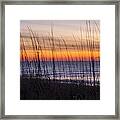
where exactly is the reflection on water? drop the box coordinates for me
[20,61,100,82]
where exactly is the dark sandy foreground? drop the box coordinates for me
[20,77,100,100]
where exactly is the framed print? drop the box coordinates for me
[20,20,100,100]
[0,0,119,119]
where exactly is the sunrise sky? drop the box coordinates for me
[20,20,100,61]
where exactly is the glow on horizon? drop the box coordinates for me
[20,20,100,61]
[20,49,100,61]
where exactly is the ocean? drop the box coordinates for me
[20,61,100,82]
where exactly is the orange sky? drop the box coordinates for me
[20,20,100,61]
[20,50,100,61]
